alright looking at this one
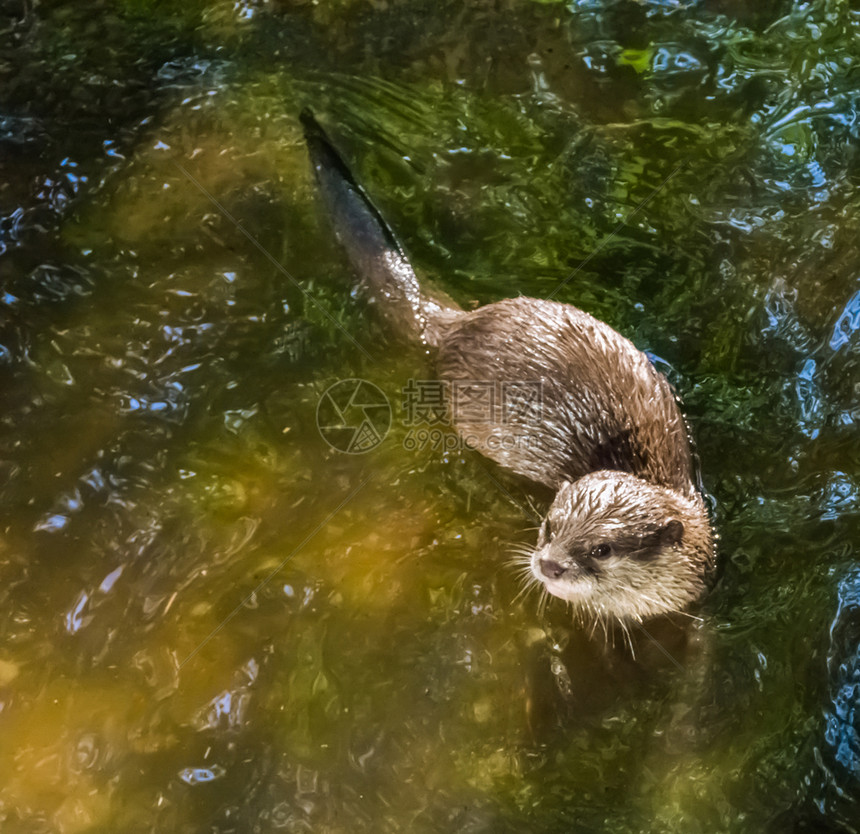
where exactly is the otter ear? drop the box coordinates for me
[660,519,684,546]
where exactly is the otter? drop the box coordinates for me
[301,109,714,624]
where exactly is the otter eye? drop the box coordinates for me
[590,543,612,559]
[543,517,554,541]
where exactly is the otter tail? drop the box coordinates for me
[301,109,460,347]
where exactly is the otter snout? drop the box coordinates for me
[539,558,567,580]
[532,544,583,588]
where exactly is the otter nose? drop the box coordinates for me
[539,559,567,580]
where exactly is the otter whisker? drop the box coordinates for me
[619,619,636,659]
[507,554,536,577]
[510,585,530,606]
[507,558,533,575]
[511,570,542,606]
[635,622,684,672]
[523,493,546,524]
[537,589,550,619]
[510,561,534,578]
[666,609,704,624]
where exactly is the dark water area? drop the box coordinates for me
[1,0,859,831]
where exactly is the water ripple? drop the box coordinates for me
[830,289,860,352]
[817,567,860,826]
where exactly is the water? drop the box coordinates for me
[1,0,859,831]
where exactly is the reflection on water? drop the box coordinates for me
[818,567,860,830]
[1,0,859,831]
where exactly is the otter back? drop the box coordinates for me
[436,297,696,494]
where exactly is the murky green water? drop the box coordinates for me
[1,0,859,831]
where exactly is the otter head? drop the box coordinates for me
[531,470,712,623]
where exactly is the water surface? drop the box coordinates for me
[1,0,859,831]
